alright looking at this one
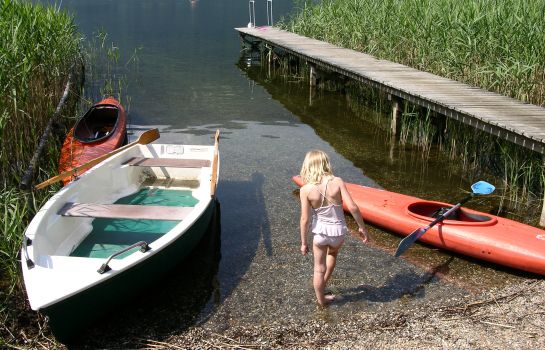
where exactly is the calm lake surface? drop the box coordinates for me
[42,0,528,339]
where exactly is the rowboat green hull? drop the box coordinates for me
[42,199,217,343]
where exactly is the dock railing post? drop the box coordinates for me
[266,0,273,26]
[248,0,255,28]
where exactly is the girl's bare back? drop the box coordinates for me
[304,176,343,209]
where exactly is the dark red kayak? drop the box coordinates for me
[59,97,127,185]
[292,175,545,275]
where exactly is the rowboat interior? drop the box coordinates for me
[73,104,119,143]
[26,144,215,271]
[66,185,199,259]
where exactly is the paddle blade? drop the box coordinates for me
[138,128,160,144]
[394,228,426,257]
[471,181,495,195]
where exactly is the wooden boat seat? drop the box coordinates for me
[123,157,211,168]
[58,202,193,221]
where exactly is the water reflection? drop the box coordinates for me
[236,52,527,294]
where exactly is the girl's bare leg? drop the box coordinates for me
[312,243,335,306]
[324,243,342,285]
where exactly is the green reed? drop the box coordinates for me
[279,0,545,219]
[0,3,83,345]
[0,2,136,345]
[0,0,83,186]
[0,0,82,285]
[399,104,544,220]
[283,0,545,107]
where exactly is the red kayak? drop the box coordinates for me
[292,176,545,275]
[59,97,127,185]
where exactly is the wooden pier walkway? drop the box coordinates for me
[236,27,545,154]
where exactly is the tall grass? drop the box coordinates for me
[283,0,545,107]
[0,1,84,345]
[279,0,545,219]
[1,0,82,284]
[0,0,83,186]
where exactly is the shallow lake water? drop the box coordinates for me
[40,0,531,340]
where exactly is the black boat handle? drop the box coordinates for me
[22,237,35,269]
[97,241,150,274]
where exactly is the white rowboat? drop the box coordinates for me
[21,130,220,342]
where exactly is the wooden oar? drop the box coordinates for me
[394,181,495,257]
[210,129,220,197]
[35,128,160,190]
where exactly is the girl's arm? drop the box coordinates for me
[299,186,312,255]
[338,178,369,243]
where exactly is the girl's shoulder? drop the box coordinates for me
[330,176,345,185]
[300,183,315,192]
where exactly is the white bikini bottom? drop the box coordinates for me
[313,234,345,247]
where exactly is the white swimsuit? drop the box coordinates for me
[311,179,348,246]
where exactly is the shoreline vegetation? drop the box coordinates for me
[284,0,545,107]
[1,0,130,346]
[279,0,545,219]
[0,0,82,347]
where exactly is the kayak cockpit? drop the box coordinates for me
[407,201,497,225]
[74,104,119,143]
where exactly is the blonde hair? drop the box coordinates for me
[300,150,333,184]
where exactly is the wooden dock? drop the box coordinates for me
[236,27,545,154]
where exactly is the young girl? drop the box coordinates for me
[299,150,369,306]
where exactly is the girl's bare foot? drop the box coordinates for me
[317,294,335,306]
[325,294,335,302]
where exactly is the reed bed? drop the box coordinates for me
[1,2,134,346]
[279,0,545,219]
[0,0,82,186]
[283,0,545,107]
[1,0,83,286]
[264,48,543,220]
[0,2,83,346]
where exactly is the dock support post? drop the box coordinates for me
[309,63,317,87]
[309,63,316,106]
[540,158,545,227]
[389,94,402,136]
[266,45,272,77]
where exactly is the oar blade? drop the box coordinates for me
[138,128,160,144]
[394,228,426,257]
